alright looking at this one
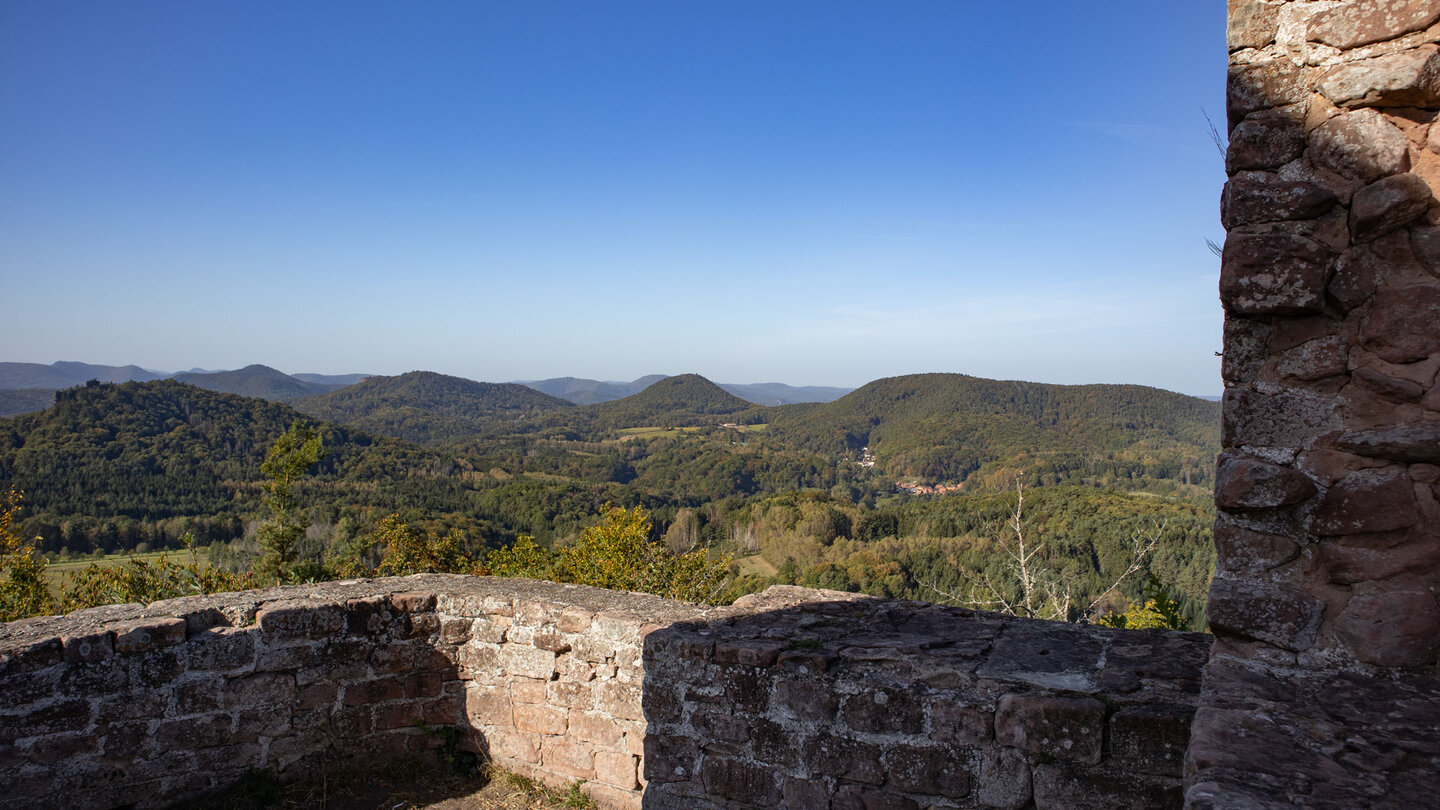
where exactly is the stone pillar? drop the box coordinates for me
[1190,2,1440,807]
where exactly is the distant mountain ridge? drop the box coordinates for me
[524,375,852,406]
[0,361,166,389]
[293,370,573,444]
[171,364,343,402]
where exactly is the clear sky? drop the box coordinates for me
[1,1,1227,394]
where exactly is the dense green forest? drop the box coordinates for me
[0,371,1220,624]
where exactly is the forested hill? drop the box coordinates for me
[582,374,759,428]
[524,374,668,405]
[295,371,574,444]
[765,374,1220,489]
[171,364,345,401]
[0,380,460,537]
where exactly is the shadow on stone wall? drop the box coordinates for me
[638,586,1210,810]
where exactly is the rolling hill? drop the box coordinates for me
[0,361,165,389]
[294,370,574,444]
[765,373,1220,489]
[171,364,342,401]
[524,374,852,406]
[583,373,758,428]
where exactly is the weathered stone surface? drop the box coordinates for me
[1222,173,1338,228]
[1321,531,1440,584]
[843,686,923,734]
[1310,469,1419,535]
[1207,578,1323,651]
[886,744,970,798]
[1222,318,1271,383]
[109,617,186,654]
[804,735,884,785]
[1318,46,1440,109]
[1412,226,1440,276]
[1310,109,1410,183]
[1338,422,1440,462]
[1109,704,1193,778]
[1215,456,1318,511]
[256,599,345,642]
[1220,233,1335,315]
[1228,62,1309,126]
[1359,284,1440,363]
[1353,367,1424,402]
[1335,590,1440,666]
[1351,173,1434,242]
[1329,245,1383,311]
[995,694,1104,765]
[1224,387,1340,453]
[1308,0,1440,49]
[1213,520,1301,576]
[1276,335,1348,380]
[1228,1,1279,51]
[1226,116,1306,172]
[1032,764,1181,810]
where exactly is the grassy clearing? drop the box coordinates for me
[734,554,778,577]
[43,549,184,589]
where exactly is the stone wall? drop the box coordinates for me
[1196,1,1440,807]
[0,576,1210,810]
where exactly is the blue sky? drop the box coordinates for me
[1,1,1227,394]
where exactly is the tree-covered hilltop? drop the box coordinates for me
[765,373,1219,492]
[171,364,343,402]
[294,371,574,445]
[580,374,760,429]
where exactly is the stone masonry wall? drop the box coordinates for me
[1195,1,1440,807]
[0,576,1210,810]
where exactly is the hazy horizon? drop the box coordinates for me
[2,2,1226,394]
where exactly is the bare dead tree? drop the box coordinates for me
[918,475,1163,622]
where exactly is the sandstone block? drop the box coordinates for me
[542,738,595,779]
[293,682,336,712]
[465,684,512,726]
[550,679,593,710]
[343,676,405,707]
[1032,764,1181,810]
[929,697,993,745]
[700,755,780,805]
[556,607,593,633]
[1310,109,1410,183]
[1215,456,1317,511]
[344,595,392,635]
[1412,226,1440,275]
[1223,387,1340,449]
[531,631,570,653]
[1318,46,1440,109]
[713,639,785,667]
[596,679,643,721]
[514,703,568,736]
[188,627,254,670]
[1213,519,1301,576]
[783,776,833,808]
[1228,63,1309,126]
[1360,284,1440,363]
[1222,318,1271,383]
[1338,422,1440,462]
[174,675,226,714]
[1335,590,1440,666]
[1276,335,1348,380]
[1108,704,1193,777]
[804,735,885,785]
[109,617,186,655]
[225,671,296,709]
[594,750,638,790]
[61,629,112,664]
[1310,469,1419,535]
[1206,578,1322,651]
[256,599,345,643]
[842,686,924,735]
[1321,531,1440,584]
[487,727,540,764]
[501,644,556,680]
[832,784,919,810]
[0,698,91,743]
[1222,173,1337,228]
[886,744,971,799]
[1351,174,1433,242]
[390,591,436,613]
[1308,0,1440,49]
[1227,1,1278,51]
[1329,246,1383,311]
[994,694,1104,765]
[1220,233,1335,315]
[154,713,230,750]
[1352,367,1423,402]
[510,678,547,704]
[1227,116,1305,172]
[568,711,622,745]
[642,733,699,784]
